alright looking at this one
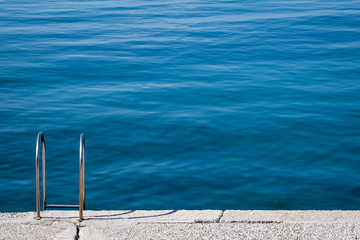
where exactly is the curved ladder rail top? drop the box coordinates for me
[35,133,86,222]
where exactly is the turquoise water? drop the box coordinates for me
[1,0,360,212]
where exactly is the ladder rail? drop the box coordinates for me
[35,132,86,221]
[35,132,45,220]
[46,204,80,209]
[79,133,85,221]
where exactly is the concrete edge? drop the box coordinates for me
[2,210,360,224]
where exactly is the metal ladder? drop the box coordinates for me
[35,132,85,221]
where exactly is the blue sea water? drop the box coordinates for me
[0,0,360,212]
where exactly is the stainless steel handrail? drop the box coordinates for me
[35,132,86,221]
[35,132,45,220]
[79,133,85,221]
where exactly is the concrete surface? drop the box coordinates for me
[221,210,360,223]
[79,222,360,240]
[1,210,360,239]
[0,212,77,240]
[39,210,222,224]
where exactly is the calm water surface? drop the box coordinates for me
[1,0,360,211]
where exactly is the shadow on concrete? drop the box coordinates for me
[85,210,135,218]
[37,210,134,220]
[37,210,178,221]
[85,210,178,221]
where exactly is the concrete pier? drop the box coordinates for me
[1,210,360,239]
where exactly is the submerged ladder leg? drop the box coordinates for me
[35,133,86,221]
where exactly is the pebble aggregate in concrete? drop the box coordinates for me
[2,210,360,240]
[0,220,76,240]
[79,222,360,240]
[221,210,360,223]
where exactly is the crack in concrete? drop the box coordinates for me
[193,211,224,223]
[228,220,283,224]
[75,225,80,240]
[215,211,224,223]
